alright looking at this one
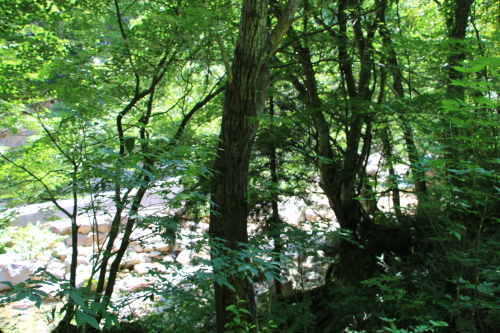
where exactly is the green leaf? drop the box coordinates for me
[131,165,155,181]
[226,304,239,315]
[27,294,43,308]
[32,289,48,297]
[452,66,467,73]
[0,281,14,288]
[451,231,461,241]
[216,278,236,292]
[429,320,448,327]
[471,64,485,72]
[75,309,100,329]
[70,292,86,308]
[238,308,251,315]
[124,137,135,154]
[263,270,274,282]
[248,266,258,276]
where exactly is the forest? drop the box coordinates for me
[0,0,499,332]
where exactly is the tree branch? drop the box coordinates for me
[269,0,301,55]
[174,84,226,141]
[0,153,73,219]
[216,34,233,84]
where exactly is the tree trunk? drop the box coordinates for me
[444,0,474,173]
[268,95,283,295]
[209,1,299,332]
[377,0,428,195]
[291,0,386,282]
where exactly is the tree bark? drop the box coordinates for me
[268,95,283,295]
[209,1,299,332]
[444,0,474,171]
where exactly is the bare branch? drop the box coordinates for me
[0,152,73,219]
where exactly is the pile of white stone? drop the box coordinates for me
[0,194,338,307]
[0,215,210,301]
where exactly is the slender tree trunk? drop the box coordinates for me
[444,0,474,174]
[445,0,473,99]
[290,36,373,282]
[379,127,402,217]
[333,0,378,232]
[377,0,427,195]
[311,0,380,229]
[268,95,283,295]
[292,43,339,218]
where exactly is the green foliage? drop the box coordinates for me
[0,270,119,331]
[0,223,62,258]
[1,1,500,332]
[379,317,448,333]
[225,298,278,333]
[139,283,215,333]
[0,207,15,231]
[224,299,256,333]
[193,236,283,291]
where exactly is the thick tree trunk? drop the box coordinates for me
[209,1,299,332]
[209,3,269,331]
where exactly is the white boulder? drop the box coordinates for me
[0,262,44,291]
[134,262,168,276]
[64,233,88,247]
[45,260,66,280]
[63,256,90,274]
[44,221,72,235]
[51,242,68,260]
[120,252,147,270]
[0,253,22,268]
[76,217,110,234]
[304,209,318,222]
[176,249,192,266]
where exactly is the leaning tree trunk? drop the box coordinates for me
[209,1,299,332]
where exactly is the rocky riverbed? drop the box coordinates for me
[0,189,417,333]
[0,194,341,333]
